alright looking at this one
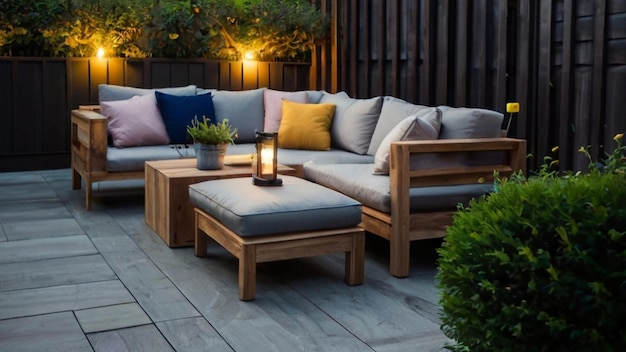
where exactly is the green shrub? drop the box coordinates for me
[437,134,626,351]
[0,0,329,60]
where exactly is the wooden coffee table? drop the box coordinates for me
[145,157,296,247]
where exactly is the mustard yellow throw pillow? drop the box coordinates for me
[278,100,336,150]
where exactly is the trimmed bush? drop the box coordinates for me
[437,135,626,351]
[0,0,328,60]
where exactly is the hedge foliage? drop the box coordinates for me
[0,0,329,60]
[437,134,626,351]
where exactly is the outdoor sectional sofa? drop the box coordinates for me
[71,84,526,277]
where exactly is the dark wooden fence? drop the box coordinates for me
[2,0,625,172]
[312,0,626,171]
[0,58,310,171]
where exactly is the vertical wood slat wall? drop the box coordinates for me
[313,0,626,171]
[0,58,309,172]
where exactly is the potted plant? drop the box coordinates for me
[187,116,237,170]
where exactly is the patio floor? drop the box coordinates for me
[0,168,452,352]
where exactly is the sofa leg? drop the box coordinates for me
[85,181,93,211]
[72,169,81,190]
[389,238,410,278]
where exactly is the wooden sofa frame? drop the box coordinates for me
[361,138,527,277]
[72,108,526,278]
[71,109,146,210]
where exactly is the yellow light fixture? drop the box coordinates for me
[96,47,105,58]
[253,131,282,186]
[504,102,520,136]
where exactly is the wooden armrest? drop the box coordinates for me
[71,109,109,174]
[392,137,526,153]
[389,137,527,187]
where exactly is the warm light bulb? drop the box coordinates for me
[244,52,254,61]
[261,147,273,176]
[96,48,105,58]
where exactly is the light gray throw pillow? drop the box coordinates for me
[98,84,198,102]
[367,96,434,155]
[373,108,441,174]
[211,88,265,143]
[320,91,383,155]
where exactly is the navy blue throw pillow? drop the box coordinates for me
[155,91,216,144]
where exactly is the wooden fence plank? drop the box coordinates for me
[0,61,13,153]
[536,0,553,164]
[14,61,43,153]
[494,0,508,112]
[376,0,386,96]
[420,0,432,104]
[350,0,359,96]
[454,0,468,107]
[590,0,607,161]
[558,0,575,168]
[435,0,449,105]
[42,61,68,151]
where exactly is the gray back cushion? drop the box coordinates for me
[305,90,325,104]
[211,88,265,143]
[438,106,503,139]
[98,84,198,102]
[367,96,434,155]
[320,91,383,155]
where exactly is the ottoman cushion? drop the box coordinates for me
[189,175,361,237]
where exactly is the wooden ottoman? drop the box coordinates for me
[189,175,365,300]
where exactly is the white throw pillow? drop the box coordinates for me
[100,94,170,148]
[373,108,441,175]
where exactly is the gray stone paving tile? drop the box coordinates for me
[0,312,92,352]
[0,179,57,202]
[0,224,6,242]
[88,324,175,352]
[156,317,235,352]
[0,280,135,320]
[90,235,201,323]
[0,254,116,292]
[75,302,152,333]
[0,198,72,222]
[3,217,85,241]
[0,234,98,264]
[0,172,45,185]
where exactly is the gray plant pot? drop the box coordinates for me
[194,143,228,170]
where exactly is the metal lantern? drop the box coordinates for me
[253,131,282,186]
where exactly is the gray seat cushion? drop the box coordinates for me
[106,143,374,173]
[227,145,375,165]
[303,162,494,213]
[189,176,362,237]
[277,148,374,166]
[107,145,194,172]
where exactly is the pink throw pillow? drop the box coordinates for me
[100,94,170,148]
[263,89,309,132]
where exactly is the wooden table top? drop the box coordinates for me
[145,155,295,179]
